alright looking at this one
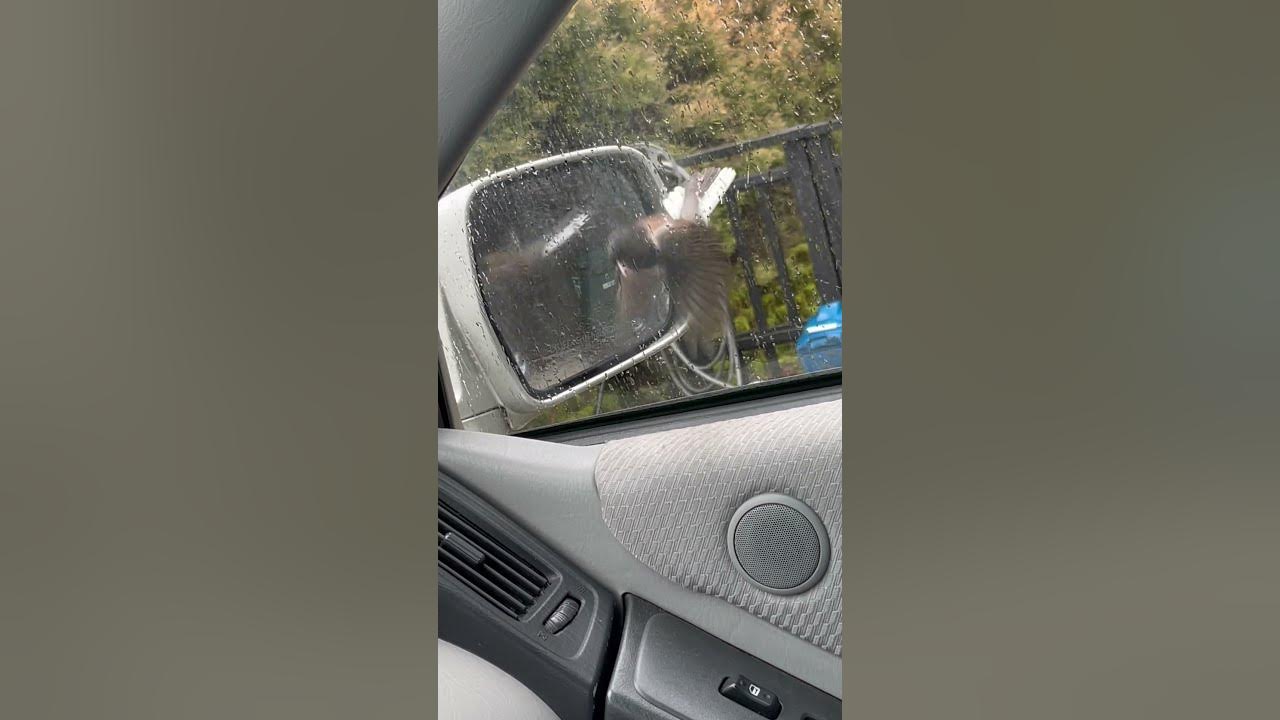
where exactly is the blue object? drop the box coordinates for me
[795,301,842,373]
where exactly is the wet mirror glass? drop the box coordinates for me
[467,154,672,394]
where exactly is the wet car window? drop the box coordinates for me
[441,0,842,432]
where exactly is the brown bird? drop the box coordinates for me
[607,213,731,365]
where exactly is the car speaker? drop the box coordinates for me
[727,493,830,595]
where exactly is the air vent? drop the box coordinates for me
[438,501,549,619]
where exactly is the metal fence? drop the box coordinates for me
[678,118,843,376]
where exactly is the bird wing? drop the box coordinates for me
[653,219,731,340]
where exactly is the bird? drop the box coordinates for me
[475,163,735,382]
[607,200,732,366]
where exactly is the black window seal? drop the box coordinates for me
[518,368,841,441]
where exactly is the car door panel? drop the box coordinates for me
[438,399,843,699]
[607,596,842,720]
[595,400,843,656]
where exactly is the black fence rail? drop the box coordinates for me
[678,118,843,376]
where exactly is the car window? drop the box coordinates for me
[439,0,842,433]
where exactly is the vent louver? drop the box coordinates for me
[438,500,549,619]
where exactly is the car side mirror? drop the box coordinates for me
[441,146,731,425]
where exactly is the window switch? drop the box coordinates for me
[719,675,782,719]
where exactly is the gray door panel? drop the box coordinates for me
[438,399,843,698]
[595,400,842,656]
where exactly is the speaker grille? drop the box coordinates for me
[732,503,822,591]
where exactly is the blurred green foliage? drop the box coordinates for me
[453,0,841,181]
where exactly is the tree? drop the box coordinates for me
[454,0,841,183]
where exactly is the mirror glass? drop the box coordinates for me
[467,153,673,395]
